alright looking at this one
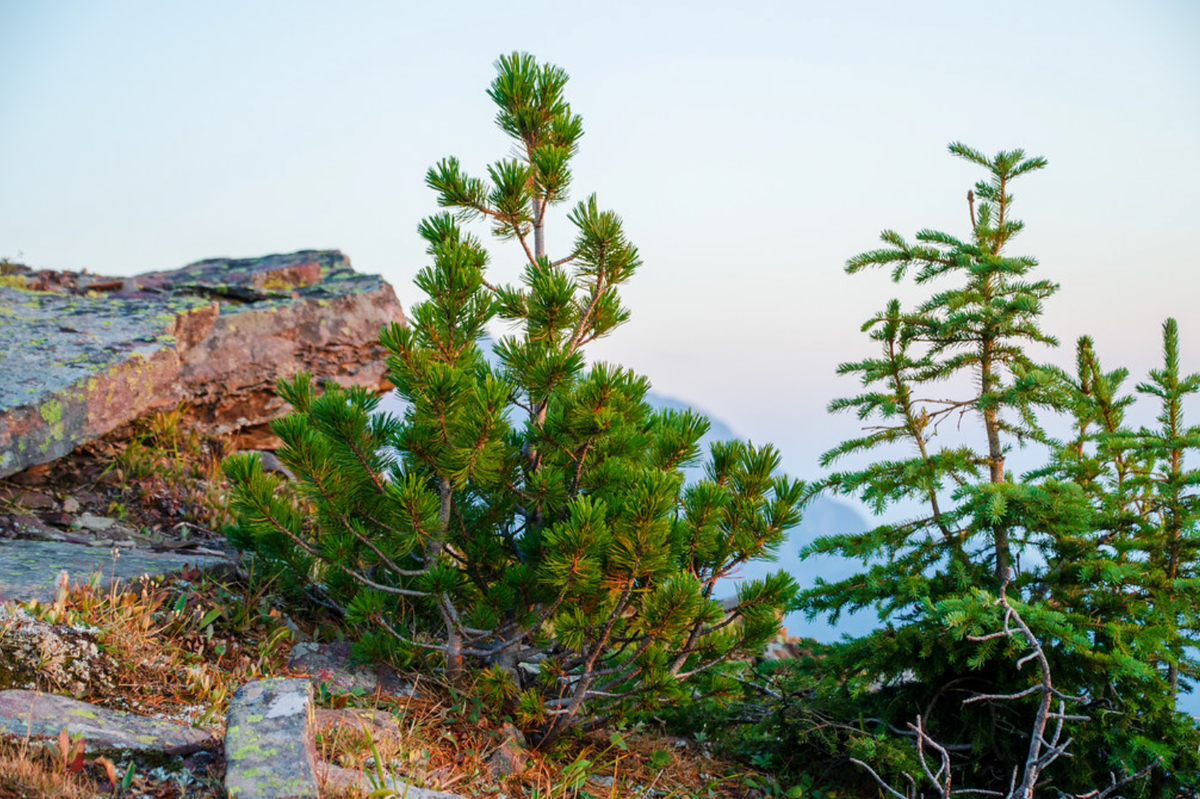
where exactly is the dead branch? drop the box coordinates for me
[851,581,1159,799]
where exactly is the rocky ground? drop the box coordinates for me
[0,254,769,799]
[0,413,751,798]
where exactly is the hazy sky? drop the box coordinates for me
[2,0,1198,479]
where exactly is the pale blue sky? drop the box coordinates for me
[2,0,1198,478]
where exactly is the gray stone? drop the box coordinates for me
[76,513,117,532]
[0,690,216,754]
[10,490,55,509]
[288,641,418,698]
[225,678,319,799]
[249,450,296,481]
[314,707,402,743]
[317,762,463,798]
[0,538,224,604]
[1,515,64,541]
[487,722,528,778]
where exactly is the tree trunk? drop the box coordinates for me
[980,336,1008,584]
[533,197,545,262]
[432,476,463,680]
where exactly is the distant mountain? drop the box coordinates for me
[642,392,736,442]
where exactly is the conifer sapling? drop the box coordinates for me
[225,52,802,745]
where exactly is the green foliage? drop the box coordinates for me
[655,643,922,795]
[225,53,801,746]
[796,144,1200,795]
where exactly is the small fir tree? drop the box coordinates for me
[225,53,801,746]
[802,144,1060,659]
[1032,323,1200,793]
[800,144,1191,792]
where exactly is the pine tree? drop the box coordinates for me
[224,53,802,746]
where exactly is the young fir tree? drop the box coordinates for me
[1031,323,1200,793]
[803,143,1058,623]
[225,53,801,746]
[798,144,1179,792]
[1124,319,1200,701]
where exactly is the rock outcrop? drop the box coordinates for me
[0,251,404,478]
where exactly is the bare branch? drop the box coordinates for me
[850,758,914,799]
[852,582,1157,799]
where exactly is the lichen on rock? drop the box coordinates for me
[1,250,405,478]
[0,605,116,696]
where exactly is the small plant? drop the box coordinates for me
[108,406,232,532]
[92,756,135,796]
[55,728,86,774]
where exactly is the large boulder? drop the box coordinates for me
[0,251,404,478]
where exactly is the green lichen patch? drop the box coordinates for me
[38,399,62,425]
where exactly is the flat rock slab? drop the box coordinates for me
[0,539,223,604]
[1,250,403,477]
[0,690,217,755]
[225,678,319,799]
[318,762,463,798]
[288,641,418,698]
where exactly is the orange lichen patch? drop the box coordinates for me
[251,262,322,291]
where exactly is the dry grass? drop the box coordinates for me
[17,565,294,728]
[310,679,762,799]
[105,407,233,534]
[10,572,767,799]
[0,736,92,799]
